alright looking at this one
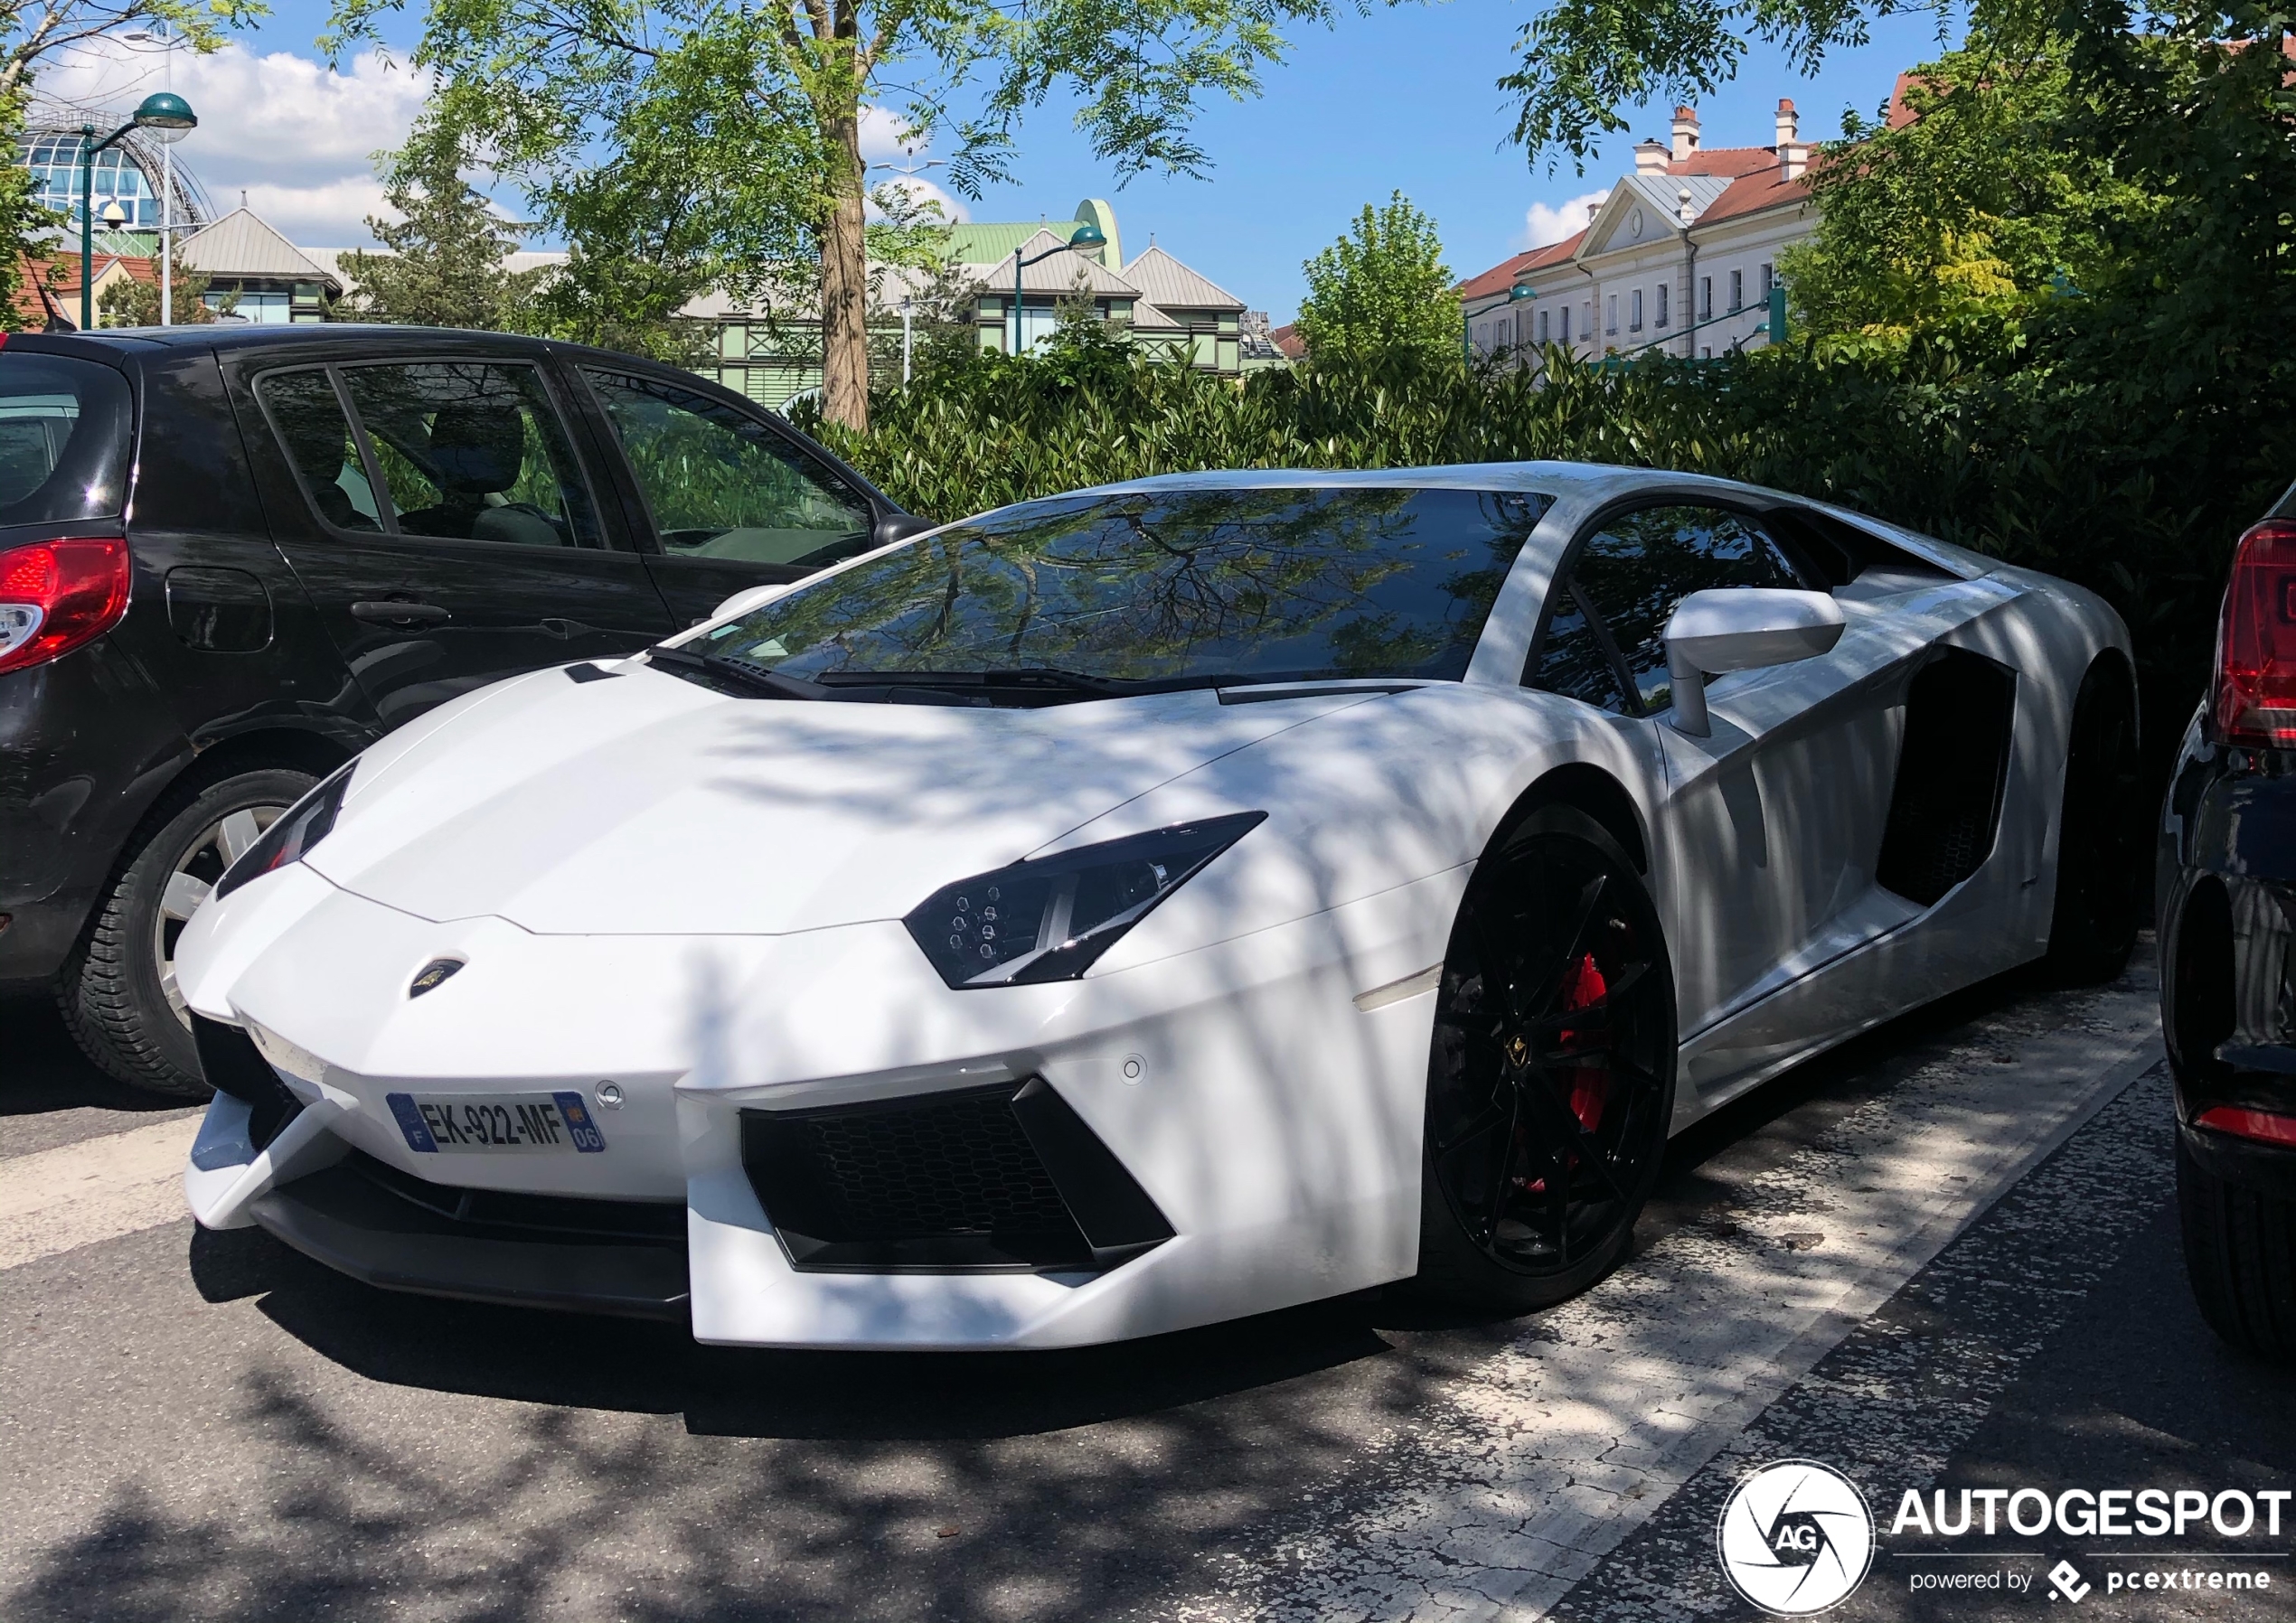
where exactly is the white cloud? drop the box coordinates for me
[33,42,430,243]
[857,104,968,223]
[1525,189,1608,249]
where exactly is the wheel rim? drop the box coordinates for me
[1428,833,1672,1278]
[155,804,286,1027]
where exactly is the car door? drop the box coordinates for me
[569,364,884,625]
[1526,501,1905,1070]
[242,353,675,728]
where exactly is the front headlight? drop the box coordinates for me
[904,812,1266,988]
[213,763,356,901]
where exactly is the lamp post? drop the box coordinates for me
[899,295,915,385]
[1463,280,1537,367]
[1009,221,1107,355]
[78,92,196,330]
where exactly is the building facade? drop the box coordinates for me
[1461,101,1816,365]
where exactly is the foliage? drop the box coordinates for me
[94,248,223,324]
[0,2,264,331]
[1293,192,1458,367]
[802,324,2290,767]
[328,0,1359,431]
[339,145,546,330]
[1779,23,2167,341]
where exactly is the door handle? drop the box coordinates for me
[351,600,451,626]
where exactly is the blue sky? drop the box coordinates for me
[42,0,1953,322]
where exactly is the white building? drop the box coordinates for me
[1462,100,1817,363]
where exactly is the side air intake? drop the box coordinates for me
[1876,648,2018,906]
[739,1078,1173,1274]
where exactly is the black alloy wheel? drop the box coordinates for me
[1416,804,1678,1311]
[2046,656,2143,985]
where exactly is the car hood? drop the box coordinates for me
[304,662,1337,936]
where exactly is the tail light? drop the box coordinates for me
[2215,519,2296,747]
[2196,1105,2296,1148]
[0,537,131,677]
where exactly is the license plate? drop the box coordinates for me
[385,1091,607,1155]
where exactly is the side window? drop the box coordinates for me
[336,361,603,548]
[583,369,871,567]
[1533,504,1806,716]
[1529,579,1637,716]
[257,369,385,533]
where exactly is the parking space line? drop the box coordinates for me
[0,1114,202,1272]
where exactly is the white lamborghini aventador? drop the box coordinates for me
[174,464,2141,1349]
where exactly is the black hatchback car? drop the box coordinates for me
[2160,478,2296,1356]
[0,324,927,1097]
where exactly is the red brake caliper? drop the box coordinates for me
[1556,952,1610,1133]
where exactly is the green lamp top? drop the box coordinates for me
[1067,222,1107,249]
[133,92,197,132]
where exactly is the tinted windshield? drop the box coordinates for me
[0,354,132,525]
[692,485,1553,689]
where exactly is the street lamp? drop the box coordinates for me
[1463,280,1538,366]
[1010,221,1106,355]
[78,91,197,331]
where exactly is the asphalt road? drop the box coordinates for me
[5,942,2292,1623]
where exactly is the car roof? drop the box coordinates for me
[1077,462,1784,504]
[6,324,660,374]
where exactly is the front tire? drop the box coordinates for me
[1415,805,1678,1313]
[2178,1132,2296,1361]
[57,767,315,1098]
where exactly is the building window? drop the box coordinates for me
[1700,346,1712,359]
[1729,269,1744,312]
[1561,306,1572,343]
[1605,295,1618,335]
[1629,290,1643,331]
[1539,308,1550,344]
[1699,277,1712,320]
[1656,283,1669,327]
[1759,262,1774,299]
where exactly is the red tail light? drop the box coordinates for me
[2216,519,2296,748]
[2196,1105,2296,1147]
[0,537,132,677]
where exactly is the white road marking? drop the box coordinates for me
[0,1115,201,1271]
[1184,984,2162,1623]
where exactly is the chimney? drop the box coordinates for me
[1775,99,1806,181]
[1634,138,1669,175]
[1670,106,1700,163]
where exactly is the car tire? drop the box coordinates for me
[2045,657,2143,985]
[2178,1131,2296,1360]
[57,766,316,1099]
[1414,805,1679,1313]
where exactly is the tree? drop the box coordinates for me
[0,3,263,328]
[1778,30,2157,340]
[338,146,547,329]
[94,247,225,324]
[325,0,1355,432]
[1293,193,1457,366]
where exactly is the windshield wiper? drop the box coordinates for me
[644,643,823,700]
[810,666,1155,698]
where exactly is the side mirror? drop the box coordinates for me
[1663,587,1845,736]
[711,581,793,622]
[873,512,936,549]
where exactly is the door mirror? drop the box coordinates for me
[712,581,794,622]
[1663,587,1845,736]
[873,511,936,549]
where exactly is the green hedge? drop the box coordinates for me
[802,339,2293,764]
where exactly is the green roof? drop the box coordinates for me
[946,200,1121,269]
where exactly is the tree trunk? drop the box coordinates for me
[820,108,870,432]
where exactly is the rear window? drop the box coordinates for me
[0,353,132,524]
